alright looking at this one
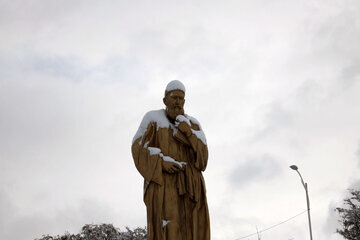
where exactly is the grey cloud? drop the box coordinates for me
[340,62,360,89]
[0,53,139,84]
[0,0,88,30]
[0,195,117,240]
[350,179,360,189]
[230,154,283,189]
[293,80,326,105]
[313,2,360,60]
[30,55,89,81]
[323,201,341,237]
[0,190,16,236]
[357,141,360,168]
[252,103,294,140]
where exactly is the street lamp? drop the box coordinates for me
[290,165,313,240]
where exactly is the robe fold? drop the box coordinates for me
[132,109,210,240]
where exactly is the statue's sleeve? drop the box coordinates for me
[131,122,163,185]
[188,122,208,172]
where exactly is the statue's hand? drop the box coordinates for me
[162,161,184,174]
[177,121,192,137]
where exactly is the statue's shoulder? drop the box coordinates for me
[141,109,169,128]
[132,109,169,144]
[185,114,202,128]
[185,114,207,144]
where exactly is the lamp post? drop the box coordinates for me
[290,165,313,240]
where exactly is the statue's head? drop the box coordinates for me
[163,80,186,120]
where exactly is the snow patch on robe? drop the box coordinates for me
[148,147,186,168]
[162,220,170,228]
[162,155,187,168]
[148,147,161,156]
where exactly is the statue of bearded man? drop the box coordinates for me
[131,80,210,240]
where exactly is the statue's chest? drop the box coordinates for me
[167,128,189,162]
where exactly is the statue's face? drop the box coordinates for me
[163,90,185,120]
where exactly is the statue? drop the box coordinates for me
[131,80,210,240]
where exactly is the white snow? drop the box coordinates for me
[186,115,200,125]
[187,115,207,145]
[132,109,170,144]
[165,80,186,93]
[144,145,187,168]
[162,155,187,168]
[132,109,207,146]
[171,124,178,136]
[175,115,191,126]
[162,220,170,227]
[148,147,161,156]
[191,129,207,145]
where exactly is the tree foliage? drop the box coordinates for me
[35,224,147,240]
[336,189,360,240]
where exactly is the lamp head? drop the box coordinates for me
[290,165,298,170]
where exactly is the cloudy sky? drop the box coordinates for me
[1,0,359,239]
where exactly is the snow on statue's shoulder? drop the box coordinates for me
[132,109,207,145]
[132,109,170,144]
[186,114,200,126]
[186,114,207,145]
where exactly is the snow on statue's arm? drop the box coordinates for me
[176,114,208,171]
[147,147,187,168]
[176,115,207,143]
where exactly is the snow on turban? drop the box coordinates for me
[164,80,186,96]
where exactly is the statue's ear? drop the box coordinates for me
[163,97,167,106]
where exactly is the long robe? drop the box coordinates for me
[131,109,210,240]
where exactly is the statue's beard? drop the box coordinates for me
[166,106,184,121]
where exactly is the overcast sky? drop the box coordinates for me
[0,0,359,239]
